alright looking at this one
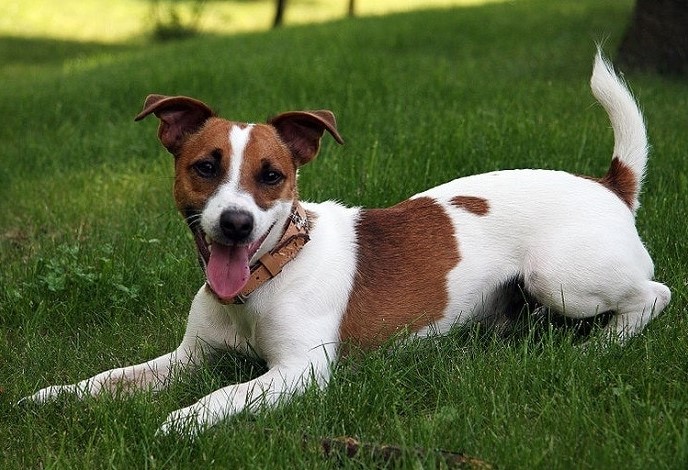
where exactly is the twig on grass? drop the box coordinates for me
[303,434,494,468]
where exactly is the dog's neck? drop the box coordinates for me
[212,202,311,305]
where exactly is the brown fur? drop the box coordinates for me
[339,197,460,350]
[173,121,299,214]
[598,156,637,209]
[173,118,234,213]
[450,195,490,216]
[239,125,298,210]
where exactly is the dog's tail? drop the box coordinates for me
[590,48,647,214]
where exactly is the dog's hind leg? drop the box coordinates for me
[523,255,671,344]
[602,280,671,342]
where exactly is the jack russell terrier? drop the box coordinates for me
[24,51,670,435]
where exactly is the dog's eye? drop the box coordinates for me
[259,168,284,186]
[193,161,218,179]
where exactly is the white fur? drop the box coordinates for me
[228,124,251,190]
[23,52,670,437]
[591,48,648,213]
[201,124,292,261]
[417,169,665,335]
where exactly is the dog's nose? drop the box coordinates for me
[219,210,254,242]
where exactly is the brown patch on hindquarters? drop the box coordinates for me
[597,156,637,209]
[450,195,490,216]
[339,197,461,350]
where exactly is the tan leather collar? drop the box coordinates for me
[230,203,310,304]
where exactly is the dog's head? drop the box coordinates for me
[135,95,343,302]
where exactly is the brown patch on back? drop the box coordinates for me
[450,196,490,216]
[597,156,637,209]
[240,124,298,210]
[340,197,460,351]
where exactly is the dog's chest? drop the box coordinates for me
[226,306,260,349]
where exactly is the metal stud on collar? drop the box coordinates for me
[290,207,309,231]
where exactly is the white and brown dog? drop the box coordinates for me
[24,52,670,435]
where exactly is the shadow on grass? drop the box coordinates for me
[0,35,137,69]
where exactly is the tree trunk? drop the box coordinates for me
[617,0,688,76]
[348,0,356,17]
[273,0,287,28]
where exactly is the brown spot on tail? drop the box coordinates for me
[339,197,460,351]
[598,156,637,209]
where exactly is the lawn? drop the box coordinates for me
[2,0,688,468]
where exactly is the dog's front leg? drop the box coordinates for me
[158,347,332,436]
[21,286,236,404]
[22,345,200,403]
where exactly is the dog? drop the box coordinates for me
[23,51,670,435]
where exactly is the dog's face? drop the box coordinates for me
[135,95,343,301]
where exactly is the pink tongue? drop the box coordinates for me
[206,243,250,301]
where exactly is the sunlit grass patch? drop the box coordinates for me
[3,0,510,43]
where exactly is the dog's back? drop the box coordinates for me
[375,51,670,342]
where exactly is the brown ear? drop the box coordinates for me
[268,110,344,165]
[134,94,215,156]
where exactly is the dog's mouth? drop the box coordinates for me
[191,225,271,303]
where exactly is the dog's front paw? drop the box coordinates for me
[17,384,82,406]
[157,405,211,438]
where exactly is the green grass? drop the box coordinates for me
[1,0,507,42]
[2,0,688,467]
